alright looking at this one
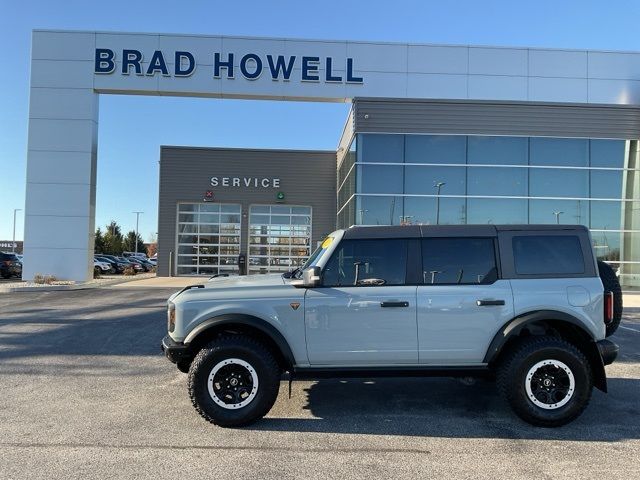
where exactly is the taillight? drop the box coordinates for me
[3,260,11,266]
[604,291,614,325]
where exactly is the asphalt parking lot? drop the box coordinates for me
[0,288,638,480]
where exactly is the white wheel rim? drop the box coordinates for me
[525,359,575,410]
[207,358,259,410]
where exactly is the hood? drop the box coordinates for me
[203,273,287,289]
[168,273,290,303]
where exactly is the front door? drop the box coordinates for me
[305,238,418,365]
[416,237,515,364]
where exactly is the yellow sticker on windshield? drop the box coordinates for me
[321,237,333,248]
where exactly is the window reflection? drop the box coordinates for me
[530,138,589,167]
[529,199,589,226]
[591,139,626,168]
[466,198,527,224]
[468,136,528,165]
[529,168,589,198]
[357,165,403,194]
[356,196,404,225]
[403,197,466,225]
[340,134,639,286]
[591,201,622,230]
[467,167,527,196]
[405,135,466,164]
[357,134,404,163]
[404,166,466,195]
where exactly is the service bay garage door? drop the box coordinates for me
[248,205,312,274]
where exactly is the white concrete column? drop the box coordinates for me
[23,31,98,281]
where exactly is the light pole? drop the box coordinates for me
[12,209,22,253]
[434,182,446,225]
[553,211,564,224]
[133,211,144,254]
[357,209,369,225]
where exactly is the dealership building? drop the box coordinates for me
[24,30,640,285]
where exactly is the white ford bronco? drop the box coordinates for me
[162,225,621,427]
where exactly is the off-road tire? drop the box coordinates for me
[497,336,592,427]
[187,335,280,427]
[597,260,623,337]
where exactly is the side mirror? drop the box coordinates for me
[295,266,321,288]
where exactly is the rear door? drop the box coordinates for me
[305,238,418,365]
[416,237,514,364]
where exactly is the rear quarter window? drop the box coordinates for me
[512,235,585,275]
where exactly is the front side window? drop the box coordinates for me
[322,239,408,287]
[513,235,585,275]
[422,238,497,285]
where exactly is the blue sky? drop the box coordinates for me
[2,0,640,242]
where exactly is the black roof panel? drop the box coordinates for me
[343,224,588,239]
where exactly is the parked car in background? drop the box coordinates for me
[126,256,152,272]
[1,252,22,279]
[123,251,148,259]
[117,256,144,272]
[94,258,112,274]
[95,255,127,274]
[148,254,157,266]
[136,257,155,270]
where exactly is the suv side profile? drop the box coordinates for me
[162,225,620,428]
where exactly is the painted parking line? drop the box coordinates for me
[619,325,640,334]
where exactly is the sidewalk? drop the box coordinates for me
[109,276,204,288]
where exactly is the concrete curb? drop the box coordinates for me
[0,274,155,294]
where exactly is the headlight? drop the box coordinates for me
[167,302,176,333]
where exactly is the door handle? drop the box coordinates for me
[476,299,505,306]
[380,301,409,308]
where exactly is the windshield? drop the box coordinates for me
[281,235,336,279]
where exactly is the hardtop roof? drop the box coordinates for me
[342,224,589,240]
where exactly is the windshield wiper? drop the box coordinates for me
[282,267,302,279]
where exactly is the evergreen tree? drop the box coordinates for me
[94,228,105,253]
[123,230,146,254]
[103,221,124,255]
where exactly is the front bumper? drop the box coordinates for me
[597,339,619,366]
[161,335,192,364]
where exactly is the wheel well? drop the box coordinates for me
[492,319,592,363]
[187,322,292,371]
[490,318,607,392]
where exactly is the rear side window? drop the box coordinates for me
[322,239,408,287]
[422,238,497,285]
[513,235,584,275]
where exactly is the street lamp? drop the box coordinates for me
[12,209,22,253]
[357,208,369,225]
[553,211,564,224]
[133,211,144,254]
[434,182,446,225]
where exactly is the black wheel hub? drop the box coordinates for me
[530,365,571,405]
[212,364,254,405]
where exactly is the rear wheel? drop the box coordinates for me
[597,261,623,337]
[187,335,280,427]
[497,336,592,427]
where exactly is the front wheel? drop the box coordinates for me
[187,335,281,427]
[497,336,592,427]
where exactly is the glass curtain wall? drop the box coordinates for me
[336,134,640,286]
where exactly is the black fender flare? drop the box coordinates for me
[483,310,607,392]
[184,314,296,367]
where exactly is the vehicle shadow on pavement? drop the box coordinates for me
[253,376,640,441]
